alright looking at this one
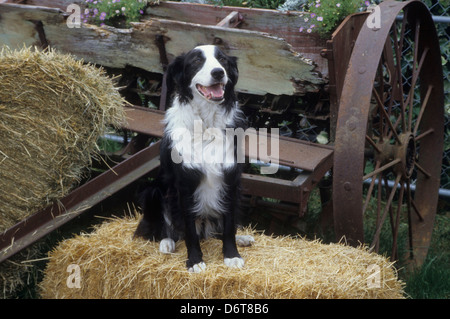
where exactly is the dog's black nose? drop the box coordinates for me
[211,68,225,80]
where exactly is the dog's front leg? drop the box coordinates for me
[222,204,244,269]
[221,166,245,268]
[184,211,206,273]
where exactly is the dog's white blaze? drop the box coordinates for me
[191,45,228,89]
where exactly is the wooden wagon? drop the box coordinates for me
[0,0,444,268]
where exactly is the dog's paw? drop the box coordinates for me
[224,257,245,269]
[188,262,207,273]
[159,238,176,254]
[236,235,255,247]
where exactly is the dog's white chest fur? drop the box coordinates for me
[165,95,236,219]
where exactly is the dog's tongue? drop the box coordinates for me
[208,84,224,98]
[199,84,224,100]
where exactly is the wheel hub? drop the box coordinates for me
[375,133,416,179]
[399,133,417,179]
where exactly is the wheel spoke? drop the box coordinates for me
[398,9,409,54]
[391,180,406,260]
[387,114,402,141]
[406,19,421,131]
[373,88,402,144]
[407,47,429,131]
[386,69,404,134]
[407,183,424,222]
[415,162,431,179]
[406,182,414,257]
[391,22,406,130]
[413,84,433,135]
[363,160,382,214]
[375,172,384,253]
[405,47,429,109]
[363,158,401,181]
[383,37,396,81]
[415,128,434,141]
[370,173,402,250]
[365,135,382,154]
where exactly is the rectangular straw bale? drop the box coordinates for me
[39,214,405,299]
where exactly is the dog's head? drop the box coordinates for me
[166,45,239,106]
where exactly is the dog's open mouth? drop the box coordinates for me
[196,83,225,101]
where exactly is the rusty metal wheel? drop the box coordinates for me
[333,0,444,267]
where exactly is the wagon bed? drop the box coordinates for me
[0,0,334,263]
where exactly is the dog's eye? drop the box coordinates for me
[218,56,227,64]
[193,57,203,65]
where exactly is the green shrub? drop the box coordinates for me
[300,0,374,37]
[82,0,149,28]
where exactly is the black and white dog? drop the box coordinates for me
[135,45,253,272]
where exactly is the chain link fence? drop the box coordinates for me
[425,1,450,193]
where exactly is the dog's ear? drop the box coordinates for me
[165,53,195,104]
[226,56,239,86]
[165,54,186,105]
[223,56,239,107]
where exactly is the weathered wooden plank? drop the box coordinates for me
[3,1,328,77]
[0,3,324,96]
[216,11,242,28]
[131,18,324,95]
[4,0,75,10]
[147,1,328,77]
[0,4,64,49]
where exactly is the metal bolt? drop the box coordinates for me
[344,182,352,191]
[348,122,356,131]
[320,49,330,59]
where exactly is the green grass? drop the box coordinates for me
[403,214,450,299]
[277,188,450,299]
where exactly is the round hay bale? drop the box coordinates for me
[39,215,405,299]
[0,46,125,297]
[0,46,125,229]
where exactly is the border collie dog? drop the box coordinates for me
[135,45,253,272]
